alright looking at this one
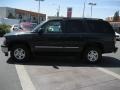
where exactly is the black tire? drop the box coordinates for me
[83,47,102,64]
[11,45,30,62]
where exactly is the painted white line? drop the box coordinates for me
[15,65,36,90]
[97,67,120,80]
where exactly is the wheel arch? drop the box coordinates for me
[82,42,104,53]
[8,40,31,52]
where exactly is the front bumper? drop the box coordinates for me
[1,45,8,56]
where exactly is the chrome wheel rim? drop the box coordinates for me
[14,48,26,60]
[87,50,98,62]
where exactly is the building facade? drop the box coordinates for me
[47,16,64,20]
[106,17,113,22]
[109,22,120,33]
[0,7,46,23]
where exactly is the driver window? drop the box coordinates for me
[44,21,62,33]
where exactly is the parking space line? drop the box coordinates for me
[97,67,120,80]
[15,64,36,90]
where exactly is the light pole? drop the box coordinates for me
[57,5,60,17]
[35,0,44,24]
[57,0,61,17]
[82,0,86,18]
[88,2,96,17]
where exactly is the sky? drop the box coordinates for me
[0,0,120,19]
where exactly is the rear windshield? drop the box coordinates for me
[86,20,114,34]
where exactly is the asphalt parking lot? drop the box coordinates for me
[0,37,120,90]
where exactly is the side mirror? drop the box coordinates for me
[38,28,44,34]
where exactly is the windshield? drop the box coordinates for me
[32,21,47,32]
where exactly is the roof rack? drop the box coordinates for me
[63,17,103,20]
[48,17,103,21]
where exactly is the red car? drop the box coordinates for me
[10,22,37,32]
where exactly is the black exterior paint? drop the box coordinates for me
[2,18,117,54]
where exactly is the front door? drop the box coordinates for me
[33,20,64,52]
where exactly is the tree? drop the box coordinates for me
[113,11,119,21]
[7,13,16,19]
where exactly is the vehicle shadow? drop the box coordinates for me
[7,54,120,68]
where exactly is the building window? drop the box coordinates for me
[19,14,22,19]
[33,17,36,20]
[41,17,44,21]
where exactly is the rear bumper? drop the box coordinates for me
[103,46,118,54]
[116,37,120,41]
[116,35,120,41]
[1,45,9,56]
[114,47,118,53]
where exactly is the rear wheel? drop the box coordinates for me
[11,45,30,62]
[83,47,102,63]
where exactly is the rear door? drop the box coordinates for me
[63,20,87,52]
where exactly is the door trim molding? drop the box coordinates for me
[35,46,79,49]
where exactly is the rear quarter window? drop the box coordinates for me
[86,20,114,34]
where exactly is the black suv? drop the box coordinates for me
[1,18,118,63]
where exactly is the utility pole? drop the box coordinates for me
[57,5,60,17]
[35,0,44,24]
[57,0,61,17]
[82,1,86,18]
[88,2,96,17]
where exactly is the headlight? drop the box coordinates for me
[2,37,6,45]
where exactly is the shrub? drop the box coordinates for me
[0,24,11,37]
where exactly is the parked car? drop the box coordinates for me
[20,22,37,31]
[115,32,120,41]
[1,18,118,63]
[10,23,37,32]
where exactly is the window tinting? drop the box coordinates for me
[65,20,85,33]
[43,21,62,33]
[86,20,114,33]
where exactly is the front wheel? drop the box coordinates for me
[83,47,102,64]
[11,45,30,62]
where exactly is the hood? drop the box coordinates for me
[4,31,32,37]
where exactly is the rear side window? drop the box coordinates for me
[65,20,86,33]
[86,20,114,33]
[103,22,114,33]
